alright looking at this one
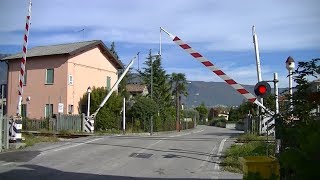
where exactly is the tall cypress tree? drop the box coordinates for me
[138,50,173,124]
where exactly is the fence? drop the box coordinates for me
[1,113,9,151]
[22,114,83,132]
[56,114,82,132]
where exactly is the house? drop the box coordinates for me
[126,84,148,98]
[1,40,123,119]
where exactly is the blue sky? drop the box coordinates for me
[1,0,319,87]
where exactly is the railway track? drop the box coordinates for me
[22,131,91,139]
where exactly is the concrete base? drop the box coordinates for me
[9,142,26,150]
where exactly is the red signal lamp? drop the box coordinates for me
[254,81,271,98]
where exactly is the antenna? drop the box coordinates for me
[76,28,85,41]
[137,52,140,70]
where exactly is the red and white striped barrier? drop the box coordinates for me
[17,0,32,115]
[10,0,32,143]
[160,27,272,113]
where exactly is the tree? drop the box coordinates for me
[110,42,119,60]
[138,50,173,130]
[169,73,188,131]
[277,58,320,179]
[128,96,158,132]
[79,87,122,130]
[195,102,208,124]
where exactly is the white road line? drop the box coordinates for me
[169,129,204,137]
[214,138,227,170]
[40,137,103,155]
[1,162,13,166]
[139,129,205,153]
[199,145,217,168]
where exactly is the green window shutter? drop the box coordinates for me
[45,104,53,118]
[107,76,111,90]
[46,69,54,84]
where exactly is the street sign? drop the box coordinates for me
[58,103,64,113]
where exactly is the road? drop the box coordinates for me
[0,125,243,180]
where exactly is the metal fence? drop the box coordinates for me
[0,113,9,151]
[56,114,82,132]
[22,114,83,132]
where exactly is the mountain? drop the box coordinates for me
[128,73,285,107]
[182,81,255,108]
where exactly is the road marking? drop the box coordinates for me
[138,139,163,154]
[139,129,205,153]
[41,137,103,155]
[199,145,217,168]
[169,129,204,137]
[214,138,227,170]
[1,162,13,167]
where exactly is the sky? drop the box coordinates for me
[1,0,319,88]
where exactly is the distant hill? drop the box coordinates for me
[182,81,255,108]
[128,73,285,107]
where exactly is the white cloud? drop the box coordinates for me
[0,0,319,51]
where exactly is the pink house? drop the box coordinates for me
[1,40,123,119]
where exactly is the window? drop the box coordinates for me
[106,76,111,90]
[68,105,74,114]
[45,104,53,118]
[46,69,54,84]
[68,74,73,85]
[22,70,27,85]
[21,104,27,118]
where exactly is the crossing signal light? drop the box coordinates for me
[254,81,271,98]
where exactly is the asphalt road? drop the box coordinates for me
[0,125,243,180]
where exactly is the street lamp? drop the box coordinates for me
[286,56,295,114]
[87,86,92,117]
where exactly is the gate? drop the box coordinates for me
[56,114,82,132]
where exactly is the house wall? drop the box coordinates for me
[67,47,118,114]
[7,55,68,119]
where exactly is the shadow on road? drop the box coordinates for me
[0,151,41,162]
[0,164,234,180]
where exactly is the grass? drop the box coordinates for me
[23,133,60,147]
[237,133,267,142]
[221,133,275,173]
[95,128,122,135]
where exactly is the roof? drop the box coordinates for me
[286,56,295,63]
[126,84,147,93]
[1,40,123,69]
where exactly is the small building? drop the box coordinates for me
[126,84,148,98]
[1,40,123,119]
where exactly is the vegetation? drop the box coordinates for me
[195,102,208,124]
[23,133,59,147]
[222,134,274,173]
[133,50,190,132]
[128,96,158,132]
[169,73,188,131]
[79,87,122,131]
[222,58,320,179]
[276,58,320,179]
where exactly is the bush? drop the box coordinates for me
[208,118,227,127]
[222,141,275,173]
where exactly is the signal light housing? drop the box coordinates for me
[254,81,271,98]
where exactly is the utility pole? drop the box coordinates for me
[252,26,264,135]
[123,97,126,134]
